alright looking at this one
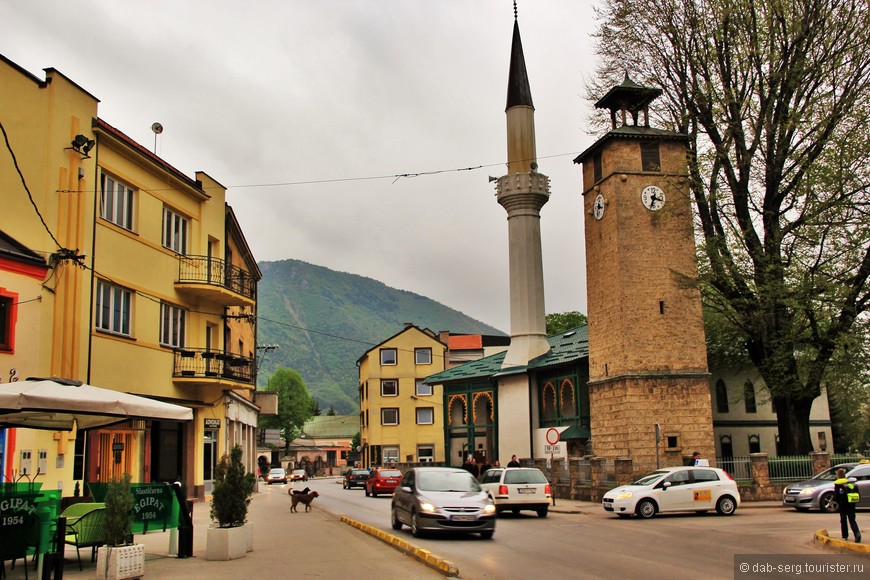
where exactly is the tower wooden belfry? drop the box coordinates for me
[575,76,714,465]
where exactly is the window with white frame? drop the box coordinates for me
[381,408,399,425]
[383,446,399,463]
[162,207,188,254]
[380,348,397,365]
[100,173,135,230]
[381,379,398,397]
[418,446,434,462]
[415,347,432,365]
[95,280,132,336]
[159,303,186,348]
[416,407,434,425]
[415,379,432,396]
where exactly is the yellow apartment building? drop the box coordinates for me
[357,325,447,467]
[0,54,270,500]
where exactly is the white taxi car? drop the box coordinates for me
[602,466,740,519]
[479,467,552,517]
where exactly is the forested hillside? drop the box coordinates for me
[256,259,504,413]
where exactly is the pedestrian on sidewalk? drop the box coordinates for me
[834,468,861,542]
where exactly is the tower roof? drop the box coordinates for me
[594,74,662,113]
[505,18,534,110]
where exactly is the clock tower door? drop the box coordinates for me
[575,77,714,466]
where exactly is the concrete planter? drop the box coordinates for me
[206,525,247,561]
[96,544,145,579]
[245,522,254,552]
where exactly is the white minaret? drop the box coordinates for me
[496,7,550,369]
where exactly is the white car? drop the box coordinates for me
[479,467,552,517]
[602,466,740,518]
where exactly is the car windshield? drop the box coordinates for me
[504,469,548,485]
[292,470,305,474]
[379,470,402,478]
[352,470,368,476]
[417,470,480,492]
[632,470,670,486]
[269,469,284,474]
[811,465,854,481]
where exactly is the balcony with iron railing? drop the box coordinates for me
[175,255,256,306]
[173,348,255,387]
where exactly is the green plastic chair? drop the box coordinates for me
[64,507,106,570]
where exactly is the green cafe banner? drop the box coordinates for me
[90,482,179,533]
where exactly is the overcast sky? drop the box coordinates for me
[2,1,602,333]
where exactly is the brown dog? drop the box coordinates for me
[289,489,319,512]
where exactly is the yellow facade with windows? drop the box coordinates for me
[0,54,264,499]
[358,325,447,467]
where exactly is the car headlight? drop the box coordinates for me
[483,504,496,514]
[799,488,816,496]
[615,492,633,500]
[419,502,437,513]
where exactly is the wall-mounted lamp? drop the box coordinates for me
[68,134,95,157]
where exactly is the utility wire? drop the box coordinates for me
[1,120,63,249]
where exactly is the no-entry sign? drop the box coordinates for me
[545,427,560,445]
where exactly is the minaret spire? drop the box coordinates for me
[495,5,550,369]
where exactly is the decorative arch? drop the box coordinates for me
[560,379,575,416]
[447,394,467,426]
[472,391,494,424]
[542,381,557,421]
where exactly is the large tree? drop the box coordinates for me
[592,0,870,453]
[259,367,316,453]
[546,311,589,336]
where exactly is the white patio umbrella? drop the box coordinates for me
[0,377,193,430]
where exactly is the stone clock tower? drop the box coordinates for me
[574,76,714,465]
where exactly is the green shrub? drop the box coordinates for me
[210,445,256,528]
[104,473,134,546]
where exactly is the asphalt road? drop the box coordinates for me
[284,479,869,580]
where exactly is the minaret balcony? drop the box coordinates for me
[172,348,255,388]
[495,173,551,213]
[175,255,256,307]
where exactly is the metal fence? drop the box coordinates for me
[767,455,815,483]
[717,456,752,481]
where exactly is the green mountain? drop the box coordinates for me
[255,259,505,413]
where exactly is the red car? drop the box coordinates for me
[365,468,403,497]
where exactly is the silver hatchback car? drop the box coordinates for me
[391,467,496,539]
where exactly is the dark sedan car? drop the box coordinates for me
[343,468,370,489]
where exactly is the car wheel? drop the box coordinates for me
[637,499,657,519]
[479,530,494,539]
[391,509,403,530]
[372,491,378,497]
[537,507,548,518]
[716,496,737,516]
[511,508,520,516]
[411,511,424,538]
[820,492,838,514]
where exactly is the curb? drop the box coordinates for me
[813,529,870,554]
[340,516,460,577]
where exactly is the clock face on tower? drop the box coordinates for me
[593,193,605,220]
[641,185,665,211]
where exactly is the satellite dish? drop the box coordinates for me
[151,122,164,134]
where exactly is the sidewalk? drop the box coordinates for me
[2,479,442,580]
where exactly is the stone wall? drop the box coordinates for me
[527,452,834,504]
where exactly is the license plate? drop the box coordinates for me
[386,480,396,484]
[451,514,476,522]
[517,487,535,494]
[785,496,796,503]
